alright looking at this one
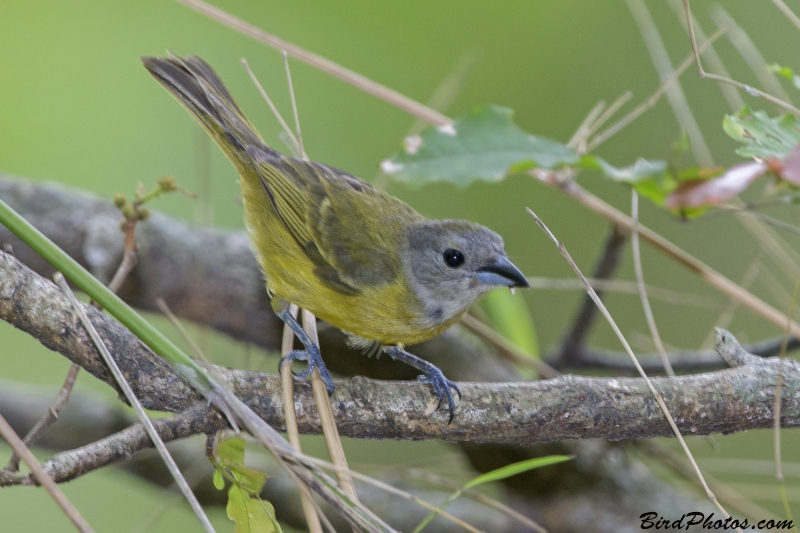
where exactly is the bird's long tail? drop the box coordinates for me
[142,54,275,177]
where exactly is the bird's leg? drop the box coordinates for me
[384,346,461,422]
[276,307,335,395]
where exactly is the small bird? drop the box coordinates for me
[142,55,529,421]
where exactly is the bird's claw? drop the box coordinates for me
[419,368,461,423]
[278,344,335,396]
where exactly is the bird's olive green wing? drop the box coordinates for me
[246,146,420,295]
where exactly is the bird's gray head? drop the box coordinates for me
[403,219,529,326]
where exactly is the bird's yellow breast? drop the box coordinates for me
[240,177,454,346]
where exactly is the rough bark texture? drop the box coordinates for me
[2,176,789,532]
[2,250,799,444]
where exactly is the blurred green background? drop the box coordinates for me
[1,0,799,531]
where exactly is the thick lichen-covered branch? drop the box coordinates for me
[1,251,798,446]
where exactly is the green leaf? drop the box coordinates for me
[723,106,800,159]
[463,455,573,489]
[381,105,580,187]
[480,290,539,358]
[768,63,800,90]
[217,438,282,533]
[218,437,246,466]
[213,469,225,490]
[227,476,279,533]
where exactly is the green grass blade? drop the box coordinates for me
[464,455,573,489]
[0,198,213,392]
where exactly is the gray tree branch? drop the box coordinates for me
[1,249,798,447]
[0,175,782,532]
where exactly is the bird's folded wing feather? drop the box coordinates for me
[246,147,418,295]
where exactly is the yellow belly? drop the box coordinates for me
[240,178,453,346]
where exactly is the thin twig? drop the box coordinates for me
[546,180,800,338]
[713,205,800,238]
[709,5,792,106]
[581,91,633,150]
[665,0,745,111]
[587,23,729,152]
[527,209,742,532]
[281,304,324,533]
[0,412,94,533]
[460,314,560,379]
[176,0,799,337]
[639,441,784,524]
[176,0,451,127]
[526,276,720,307]
[567,100,606,149]
[699,252,762,350]
[631,192,674,376]
[7,193,145,470]
[556,224,628,367]
[770,0,800,31]
[302,309,360,504]
[682,0,800,116]
[628,0,713,165]
[405,469,547,533]
[283,51,306,160]
[241,58,302,156]
[5,363,80,472]
[407,48,481,136]
[54,274,216,533]
[774,279,800,527]
[276,45,358,510]
[296,452,484,533]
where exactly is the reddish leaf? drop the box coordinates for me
[779,144,800,185]
[664,162,767,209]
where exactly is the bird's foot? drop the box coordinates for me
[417,367,461,423]
[279,344,335,395]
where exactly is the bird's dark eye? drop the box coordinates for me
[443,248,465,268]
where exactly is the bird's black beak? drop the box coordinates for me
[476,256,529,288]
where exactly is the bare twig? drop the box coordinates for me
[628,0,713,165]
[241,58,302,156]
[581,91,632,151]
[460,314,559,379]
[682,0,800,116]
[709,6,792,106]
[4,363,80,472]
[281,304,324,533]
[545,180,800,338]
[6,177,152,472]
[176,0,451,126]
[283,51,306,160]
[302,309,359,505]
[639,441,784,524]
[297,453,484,533]
[556,224,628,367]
[769,0,800,31]
[631,192,674,376]
[54,274,216,533]
[526,276,719,307]
[528,210,741,531]
[405,469,547,533]
[665,0,745,111]
[587,23,729,152]
[567,100,606,149]
[0,412,94,533]
[407,48,480,136]
[774,279,800,526]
